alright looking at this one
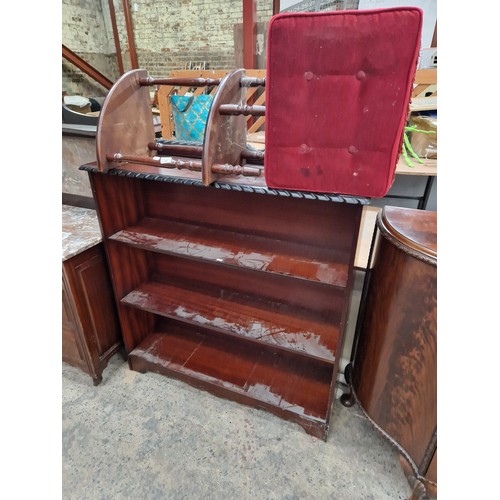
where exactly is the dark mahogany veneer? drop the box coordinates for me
[62,243,122,385]
[85,165,363,440]
[350,206,437,493]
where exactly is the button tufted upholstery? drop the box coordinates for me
[264,8,423,198]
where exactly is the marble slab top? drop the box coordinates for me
[62,204,102,261]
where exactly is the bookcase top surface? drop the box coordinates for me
[80,162,371,205]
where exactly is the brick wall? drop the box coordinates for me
[282,0,359,12]
[62,0,120,96]
[117,0,273,75]
[63,0,274,95]
[62,54,118,97]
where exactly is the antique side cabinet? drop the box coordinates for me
[344,206,437,494]
[62,205,123,385]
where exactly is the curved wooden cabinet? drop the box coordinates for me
[350,207,437,495]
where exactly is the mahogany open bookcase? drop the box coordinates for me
[83,166,364,440]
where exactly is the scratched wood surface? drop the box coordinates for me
[88,166,362,440]
[353,207,437,475]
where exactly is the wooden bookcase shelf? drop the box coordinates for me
[86,167,363,439]
[129,322,333,432]
[109,217,350,287]
[121,278,340,363]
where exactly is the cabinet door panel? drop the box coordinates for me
[62,243,122,382]
[62,280,87,371]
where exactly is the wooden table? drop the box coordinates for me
[392,156,437,210]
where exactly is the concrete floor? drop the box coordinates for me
[63,354,412,500]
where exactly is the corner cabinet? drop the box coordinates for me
[346,206,437,494]
[84,165,365,440]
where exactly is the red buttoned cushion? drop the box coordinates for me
[264,8,422,198]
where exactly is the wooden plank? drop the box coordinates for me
[150,252,346,327]
[396,156,437,176]
[247,349,331,420]
[413,68,437,86]
[243,0,257,69]
[121,280,340,363]
[410,96,437,111]
[128,328,332,421]
[246,131,265,144]
[110,217,350,287]
[202,69,247,185]
[96,69,155,172]
[354,206,380,270]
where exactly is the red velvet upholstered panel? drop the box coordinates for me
[264,8,422,198]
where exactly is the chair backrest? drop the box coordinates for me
[157,69,266,140]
